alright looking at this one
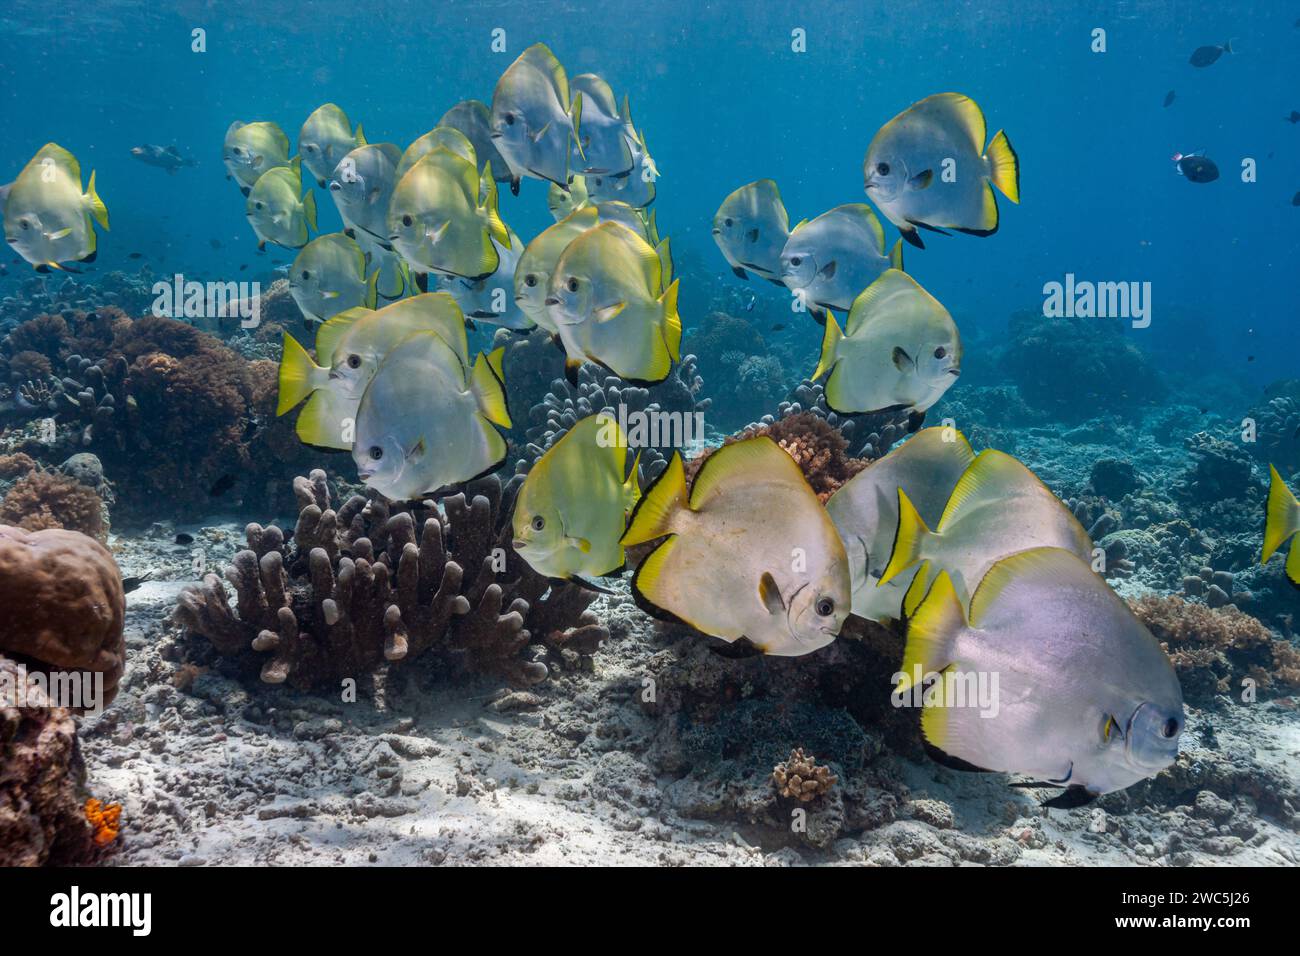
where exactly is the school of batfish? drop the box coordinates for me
[9,42,1297,809]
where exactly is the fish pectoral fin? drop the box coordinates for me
[892,346,914,371]
[745,227,759,243]
[566,535,593,554]
[44,227,73,240]
[406,436,428,462]
[426,221,450,244]
[758,571,786,615]
[731,266,748,280]
[593,301,627,323]
[818,259,837,280]
[908,169,934,189]
[320,290,341,299]
[530,121,552,144]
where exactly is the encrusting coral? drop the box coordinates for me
[772,747,839,802]
[1131,595,1300,706]
[0,525,127,708]
[0,469,109,541]
[174,470,607,690]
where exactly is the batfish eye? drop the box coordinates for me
[566,277,579,293]
[368,446,384,461]
[347,354,361,369]
[531,515,545,531]
[525,274,537,287]
[724,217,733,227]
[19,220,30,230]
[505,113,516,126]
[402,214,413,227]
[934,346,946,359]
[816,598,835,617]
[1162,717,1180,739]
[305,144,316,152]
[255,201,264,210]
[790,256,802,266]
[301,270,310,280]
[876,162,891,175]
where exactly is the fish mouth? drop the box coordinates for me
[388,234,401,241]
[511,539,526,550]
[544,296,560,306]
[947,368,961,377]
[358,469,375,480]
[710,228,721,236]
[329,182,342,192]
[489,132,503,140]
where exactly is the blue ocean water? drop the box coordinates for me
[2,0,1296,385]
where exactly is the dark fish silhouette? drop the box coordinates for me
[1163,90,1176,107]
[1286,111,1300,124]
[1292,191,1300,206]
[1189,40,1233,67]
[210,238,222,249]
[208,474,237,497]
[1173,152,1219,183]
[130,144,198,173]
[175,533,194,545]
[128,252,144,259]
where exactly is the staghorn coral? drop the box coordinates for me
[174,470,607,690]
[772,747,839,802]
[688,411,868,502]
[0,526,126,709]
[0,469,108,541]
[1131,595,1300,706]
[0,655,97,866]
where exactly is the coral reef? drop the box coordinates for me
[1245,381,1300,474]
[687,410,868,501]
[0,525,127,708]
[0,469,109,541]
[685,310,784,429]
[174,470,607,690]
[1131,595,1300,706]
[772,748,839,802]
[750,379,912,461]
[0,271,155,328]
[1000,311,1165,420]
[0,655,97,866]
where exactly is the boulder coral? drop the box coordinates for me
[0,525,127,709]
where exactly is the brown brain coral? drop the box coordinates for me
[0,526,127,708]
[0,470,108,541]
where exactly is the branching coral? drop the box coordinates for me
[174,470,607,690]
[0,470,108,541]
[1131,595,1300,706]
[1245,382,1300,474]
[772,747,839,802]
[0,526,126,708]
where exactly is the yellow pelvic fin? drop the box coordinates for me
[364,268,379,308]
[302,189,318,232]
[85,170,109,230]
[899,570,965,695]
[1263,464,1300,563]
[622,451,687,545]
[633,533,681,617]
[295,390,353,450]
[355,123,366,146]
[660,278,681,362]
[1286,537,1300,586]
[479,173,510,248]
[889,238,904,271]
[813,309,842,384]
[470,347,512,428]
[879,487,932,586]
[901,559,933,619]
[986,129,1020,203]
[277,332,321,416]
